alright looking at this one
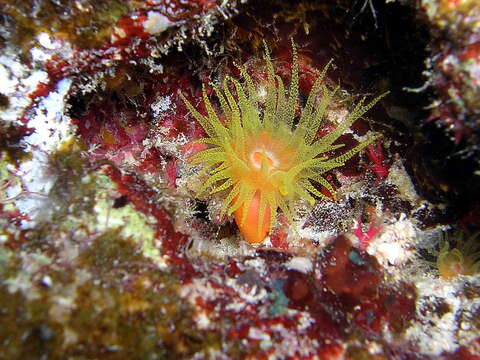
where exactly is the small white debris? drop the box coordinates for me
[41,275,53,287]
[38,33,57,50]
[151,96,172,118]
[248,327,271,341]
[285,256,313,274]
[195,310,211,329]
[144,12,174,35]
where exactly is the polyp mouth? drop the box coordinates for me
[245,130,296,174]
[249,149,277,170]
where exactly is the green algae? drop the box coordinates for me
[47,138,98,219]
[0,287,60,359]
[92,192,166,268]
[0,257,220,359]
[19,138,166,265]
[1,0,136,51]
[268,279,289,316]
[0,138,224,358]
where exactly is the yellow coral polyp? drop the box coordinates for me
[181,40,387,244]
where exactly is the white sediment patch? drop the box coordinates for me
[4,75,73,228]
[366,213,418,269]
[405,276,480,356]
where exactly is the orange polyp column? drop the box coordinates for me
[234,191,271,244]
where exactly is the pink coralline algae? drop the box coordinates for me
[353,215,383,250]
[365,140,390,183]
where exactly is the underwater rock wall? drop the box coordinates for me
[0,0,479,359]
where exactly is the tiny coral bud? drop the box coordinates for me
[181,40,387,244]
[436,232,480,280]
